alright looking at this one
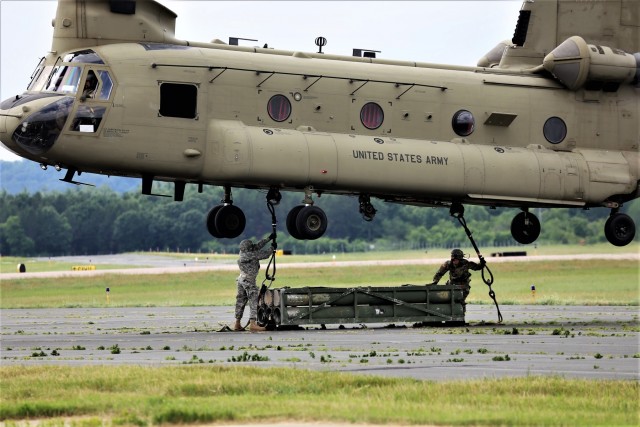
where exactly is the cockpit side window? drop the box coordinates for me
[97,70,113,100]
[70,105,106,133]
[67,68,113,134]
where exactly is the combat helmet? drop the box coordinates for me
[451,248,464,260]
[239,239,254,251]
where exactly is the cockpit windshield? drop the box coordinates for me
[63,49,105,64]
[27,64,55,92]
[44,65,82,94]
[29,50,106,94]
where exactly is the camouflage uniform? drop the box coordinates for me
[433,250,483,301]
[235,237,274,321]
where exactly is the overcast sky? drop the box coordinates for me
[0,0,522,161]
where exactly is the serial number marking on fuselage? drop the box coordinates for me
[103,128,130,138]
[352,150,448,166]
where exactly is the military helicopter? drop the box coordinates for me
[0,0,638,245]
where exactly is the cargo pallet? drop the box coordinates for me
[257,284,466,328]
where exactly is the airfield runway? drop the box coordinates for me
[2,304,638,380]
[4,252,639,280]
[2,252,639,380]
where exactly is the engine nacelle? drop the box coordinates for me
[543,36,637,91]
[477,40,510,68]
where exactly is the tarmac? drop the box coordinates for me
[2,252,639,381]
[2,304,638,381]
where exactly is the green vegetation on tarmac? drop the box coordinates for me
[1,259,638,308]
[1,366,638,426]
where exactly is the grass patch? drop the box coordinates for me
[0,366,638,426]
[3,243,638,273]
[1,259,638,308]
[0,256,142,274]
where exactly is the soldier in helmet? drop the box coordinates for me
[234,233,276,332]
[432,248,485,305]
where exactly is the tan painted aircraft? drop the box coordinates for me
[0,0,638,245]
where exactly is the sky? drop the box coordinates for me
[0,0,523,161]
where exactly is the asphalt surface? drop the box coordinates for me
[2,304,638,380]
[2,252,639,381]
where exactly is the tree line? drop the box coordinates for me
[1,183,637,256]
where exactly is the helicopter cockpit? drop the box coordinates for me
[0,49,114,156]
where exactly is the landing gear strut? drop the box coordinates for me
[286,187,328,240]
[359,194,377,222]
[206,186,246,238]
[510,209,541,245]
[604,209,636,246]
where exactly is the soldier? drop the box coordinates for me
[234,233,276,332]
[82,71,98,99]
[432,248,485,305]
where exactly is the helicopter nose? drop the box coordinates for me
[0,95,74,157]
[0,110,24,156]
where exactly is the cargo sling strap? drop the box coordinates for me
[450,204,503,323]
[219,191,280,333]
[259,189,281,298]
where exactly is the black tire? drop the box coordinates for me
[206,205,224,238]
[604,213,636,246]
[295,205,328,240]
[286,205,305,240]
[272,308,281,327]
[256,306,268,327]
[510,211,540,245]
[214,205,246,238]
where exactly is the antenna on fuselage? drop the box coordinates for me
[352,48,381,59]
[315,36,327,54]
[229,37,258,46]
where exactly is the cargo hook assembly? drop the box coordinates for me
[450,204,503,323]
[263,188,281,288]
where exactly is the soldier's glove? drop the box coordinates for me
[479,257,486,267]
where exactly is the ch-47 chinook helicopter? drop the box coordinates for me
[0,0,638,246]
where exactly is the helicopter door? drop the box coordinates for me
[68,69,113,134]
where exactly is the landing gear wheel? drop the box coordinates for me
[295,205,328,240]
[206,205,224,238]
[604,213,635,246]
[214,205,246,238]
[510,211,540,244]
[286,205,305,240]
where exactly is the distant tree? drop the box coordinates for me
[29,205,72,255]
[0,175,637,256]
[112,210,152,252]
[0,216,35,255]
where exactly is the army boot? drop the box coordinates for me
[233,319,244,331]
[249,320,266,332]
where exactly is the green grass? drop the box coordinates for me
[0,366,638,426]
[0,259,637,308]
[2,243,638,273]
